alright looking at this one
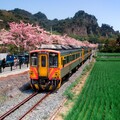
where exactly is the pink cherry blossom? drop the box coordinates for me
[0,21,98,52]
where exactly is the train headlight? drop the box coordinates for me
[55,72,59,79]
[30,71,33,75]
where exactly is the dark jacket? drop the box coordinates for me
[1,58,6,69]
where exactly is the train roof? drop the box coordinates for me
[30,44,90,55]
[39,44,83,50]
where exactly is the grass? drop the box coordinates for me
[64,58,120,120]
[0,93,7,104]
[97,52,120,56]
[96,52,120,61]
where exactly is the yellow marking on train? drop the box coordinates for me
[35,84,39,90]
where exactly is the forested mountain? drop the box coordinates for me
[0,8,119,42]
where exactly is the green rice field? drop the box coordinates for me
[97,52,120,56]
[65,55,120,120]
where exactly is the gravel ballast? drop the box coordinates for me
[0,58,90,120]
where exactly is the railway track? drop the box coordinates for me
[0,92,51,120]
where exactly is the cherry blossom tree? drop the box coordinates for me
[8,21,45,51]
[0,21,97,54]
[0,29,10,52]
[0,29,10,44]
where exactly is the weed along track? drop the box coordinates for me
[0,92,51,120]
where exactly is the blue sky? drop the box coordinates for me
[0,0,120,31]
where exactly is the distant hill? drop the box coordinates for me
[0,8,119,42]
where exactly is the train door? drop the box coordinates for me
[38,54,48,77]
[82,49,84,61]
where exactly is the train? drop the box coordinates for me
[29,45,92,91]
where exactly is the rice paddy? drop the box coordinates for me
[65,53,120,120]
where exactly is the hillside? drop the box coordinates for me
[0,8,119,42]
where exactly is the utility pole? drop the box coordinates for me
[50,26,52,35]
[0,19,3,29]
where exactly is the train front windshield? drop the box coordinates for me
[49,53,58,67]
[30,53,38,66]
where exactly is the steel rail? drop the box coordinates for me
[19,92,51,120]
[0,92,38,120]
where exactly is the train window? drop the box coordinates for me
[67,56,69,63]
[76,54,78,58]
[61,58,63,65]
[69,55,72,61]
[63,57,67,65]
[72,54,75,60]
[31,57,37,66]
[41,56,46,67]
[80,53,81,56]
[30,53,38,66]
[75,54,77,59]
[49,53,58,67]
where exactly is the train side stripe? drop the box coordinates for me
[49,68,54,80]
[34,68,38,77]
[49,68,53,75]
[64,57,82,67]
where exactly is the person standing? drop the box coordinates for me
[14,58,18,69]
[1,58,6,71]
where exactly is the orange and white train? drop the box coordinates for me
[29,45,92,91]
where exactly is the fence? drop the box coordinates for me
[0,62,29,74]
